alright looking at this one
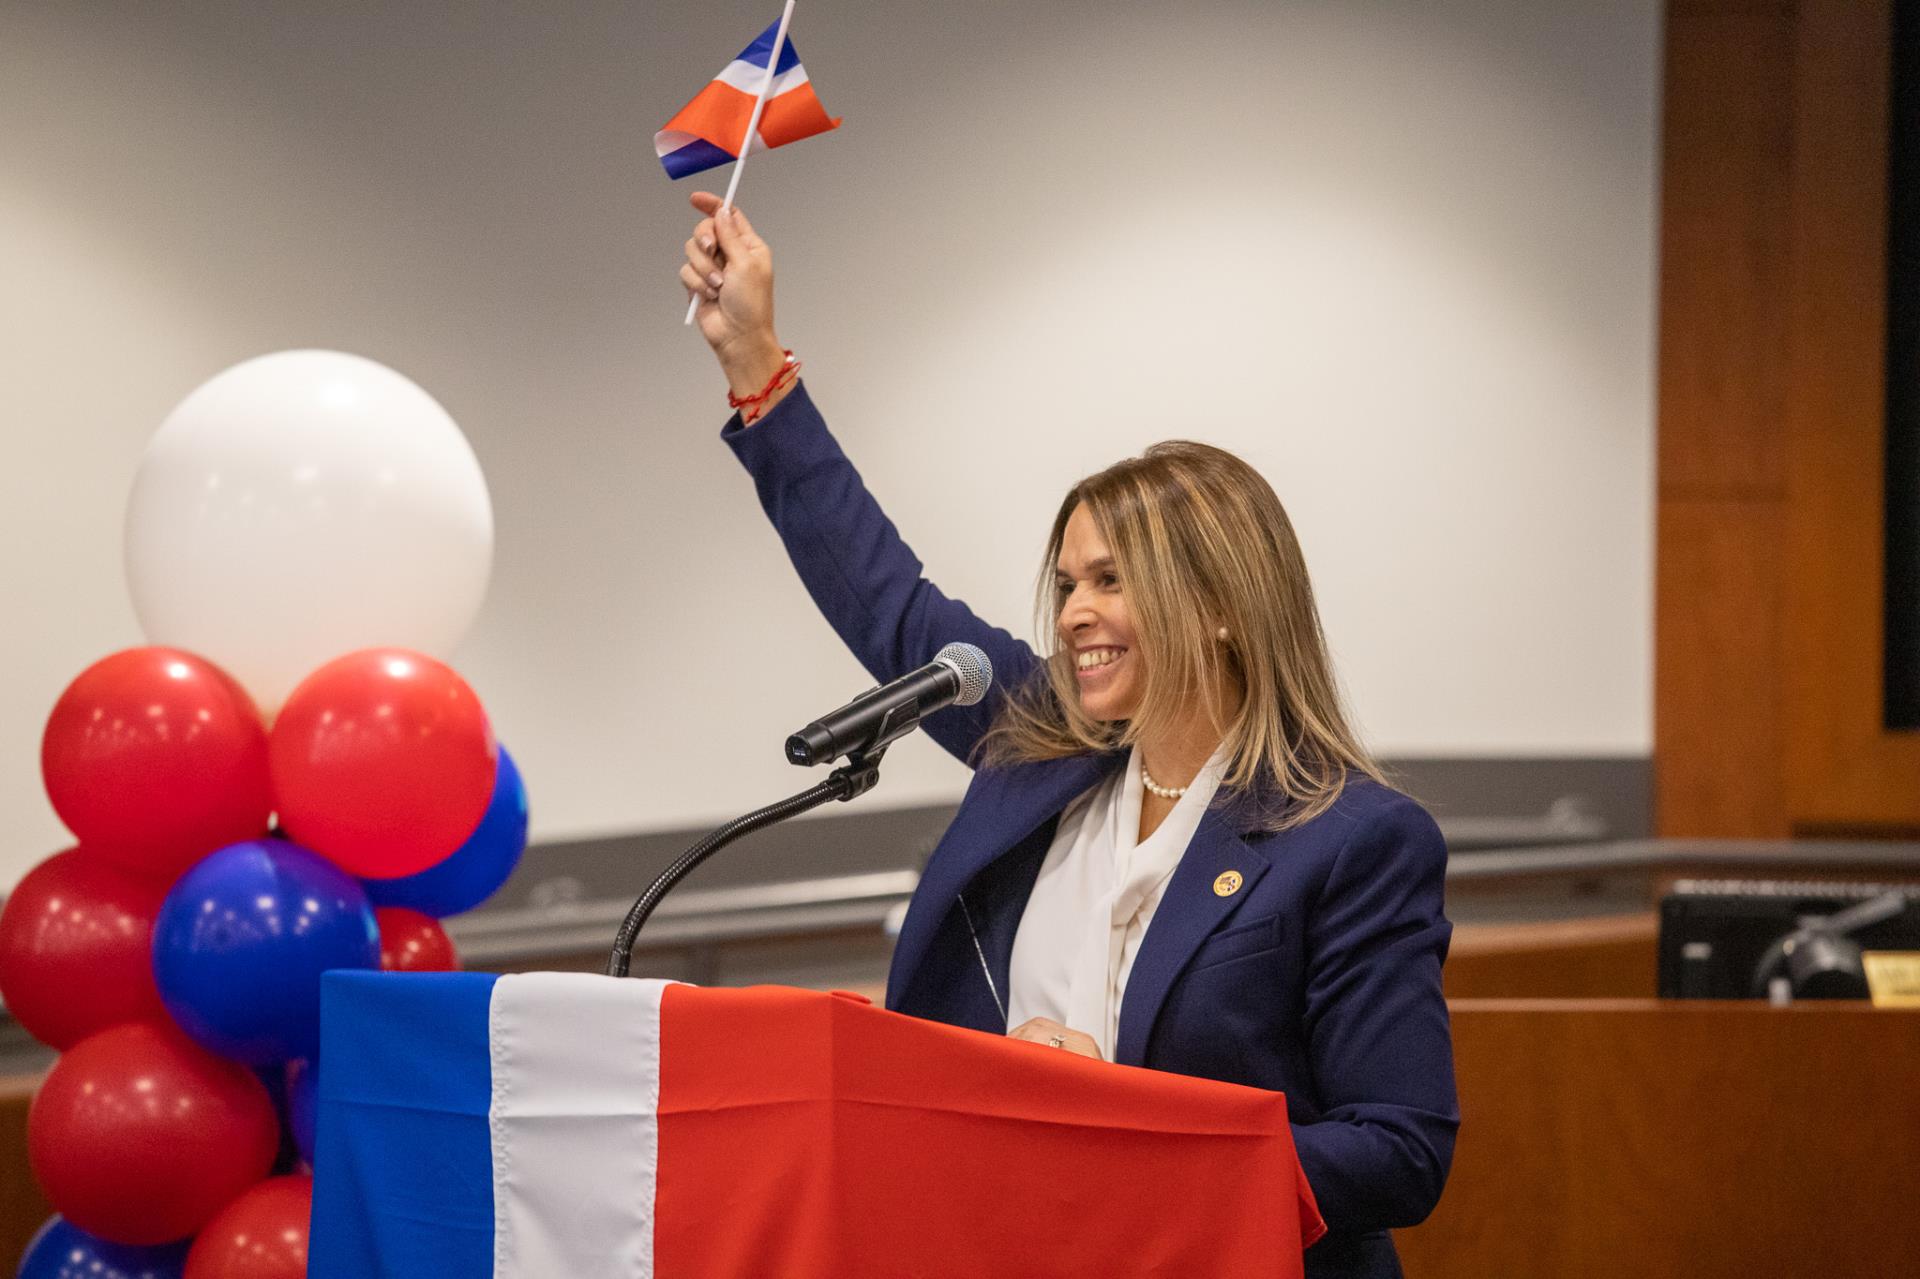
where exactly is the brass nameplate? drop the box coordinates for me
[1862,952,1920,1008]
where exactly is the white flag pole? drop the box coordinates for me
[684,0,798,326]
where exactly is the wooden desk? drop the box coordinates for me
[1397,1000,1920,1278]
[0,1074,49,1271]
[1446,913,1658,999]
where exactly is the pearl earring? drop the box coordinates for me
[1216,626,1230,641]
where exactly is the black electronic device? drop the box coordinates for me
[1657,879,1920,999]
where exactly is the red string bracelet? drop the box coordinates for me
[728,350,800,424]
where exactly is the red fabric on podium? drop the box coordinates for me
[654,985,1325,1277]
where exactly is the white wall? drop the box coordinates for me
[0,0,1660,888]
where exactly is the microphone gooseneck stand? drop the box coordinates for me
[605,748,887,978]
[1746,889,1907,1001]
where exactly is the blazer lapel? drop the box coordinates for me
[1112,805,1271,1067]
[887,751,1120,1009]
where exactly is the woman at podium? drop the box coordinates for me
[679,194,1456,1279]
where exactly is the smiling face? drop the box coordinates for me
[1054,503,1143,722]
[989,441,1382,831]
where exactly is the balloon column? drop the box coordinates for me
[0,351,531,1276]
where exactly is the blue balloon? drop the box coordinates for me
[18,1217,187,1279]
[366,745,528,917]
[287,1057,318,1166]
[152,838,379,1064]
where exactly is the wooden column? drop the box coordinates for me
[1656,0,1800,836]
[1657,0,1920,835]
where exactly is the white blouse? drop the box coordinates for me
[1005,745,1228,1061]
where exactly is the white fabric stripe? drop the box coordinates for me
[655,130,697,157]
[713,59,811,98]
[489,973,671,1279]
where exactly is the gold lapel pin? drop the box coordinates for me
[1213,870,1243,897]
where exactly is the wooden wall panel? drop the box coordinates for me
[1656,500,1789,834]
[1657,1,1796,498]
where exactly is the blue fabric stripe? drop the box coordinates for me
[737,17,802,74]
[662,136,737,179]
[309,971,500,1279]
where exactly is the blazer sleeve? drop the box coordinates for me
[1290,794,1459,1234]
[722,381,1042,765]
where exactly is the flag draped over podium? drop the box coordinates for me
[310,971,1325,1278]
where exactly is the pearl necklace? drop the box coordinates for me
[1140,761,1187,800]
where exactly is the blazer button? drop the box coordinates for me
[1213,870,1243,897]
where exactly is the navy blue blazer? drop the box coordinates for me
[724,384,1457,1278]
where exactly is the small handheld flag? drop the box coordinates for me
[655,13,840,181]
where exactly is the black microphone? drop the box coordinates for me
[785,642,993,766]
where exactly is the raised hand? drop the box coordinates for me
[681,191,788,401]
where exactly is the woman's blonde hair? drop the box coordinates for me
[979,440,1383,830]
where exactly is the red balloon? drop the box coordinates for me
[269,648,495,879]
[0,848,169,1049]
[376,906,459,972]
[41,648,270,879]
[184,1175,312,1279]
[28,1021,278,1245]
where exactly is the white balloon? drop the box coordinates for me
[125,350,493,712]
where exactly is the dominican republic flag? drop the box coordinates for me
[654,19,841,180]
[309,971,1325,1278]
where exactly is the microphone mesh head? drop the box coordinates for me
[934,642,993,707]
